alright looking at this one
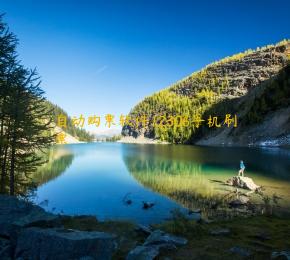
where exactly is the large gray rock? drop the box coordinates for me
[144,230,187,246]
[0,195,59,227]
[127,230,187,260]
[0,195,62,258]
[226,176,260,191]
[15,227,117,260]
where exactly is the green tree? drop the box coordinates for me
[0,16,54,195]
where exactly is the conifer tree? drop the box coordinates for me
[0,15,54,195]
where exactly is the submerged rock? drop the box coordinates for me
[226,176,260,191]
[142,201,155,209]
[15,227,117,260]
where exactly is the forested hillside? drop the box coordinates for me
[45,101,94,142]
[122,40,290,145]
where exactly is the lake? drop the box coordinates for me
[32,143,290,224]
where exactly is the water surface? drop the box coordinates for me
[33,143,290,224]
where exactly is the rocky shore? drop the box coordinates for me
[1,194,290,259]
[1,172,289,260]
[0,195,187,260]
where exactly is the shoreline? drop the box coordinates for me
[117,135,290,148]
[116,136,290,147]
[1,194,289,259]
[117,136,169,144]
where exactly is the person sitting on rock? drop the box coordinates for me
[238,160,245,177]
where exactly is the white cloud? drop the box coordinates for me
[95,65,108,74]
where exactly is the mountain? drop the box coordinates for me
[121,40,290,146]
[91,129,121,141]
[45,101,94,143]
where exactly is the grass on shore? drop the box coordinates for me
[155,213,290,259]
[59,212,290,260]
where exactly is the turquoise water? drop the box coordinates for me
[33,143,290,224]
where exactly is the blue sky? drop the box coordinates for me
[1,0,290,132]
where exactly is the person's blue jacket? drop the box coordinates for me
[240,161,245,169]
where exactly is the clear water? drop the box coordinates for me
[33,143,290,224]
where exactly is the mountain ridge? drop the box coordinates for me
[121,40,290,146]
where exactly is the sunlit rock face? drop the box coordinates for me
[173,43,290,98]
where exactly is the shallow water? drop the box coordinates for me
[33,143,290,224]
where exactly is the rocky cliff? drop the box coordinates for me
[122,40,290,146]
